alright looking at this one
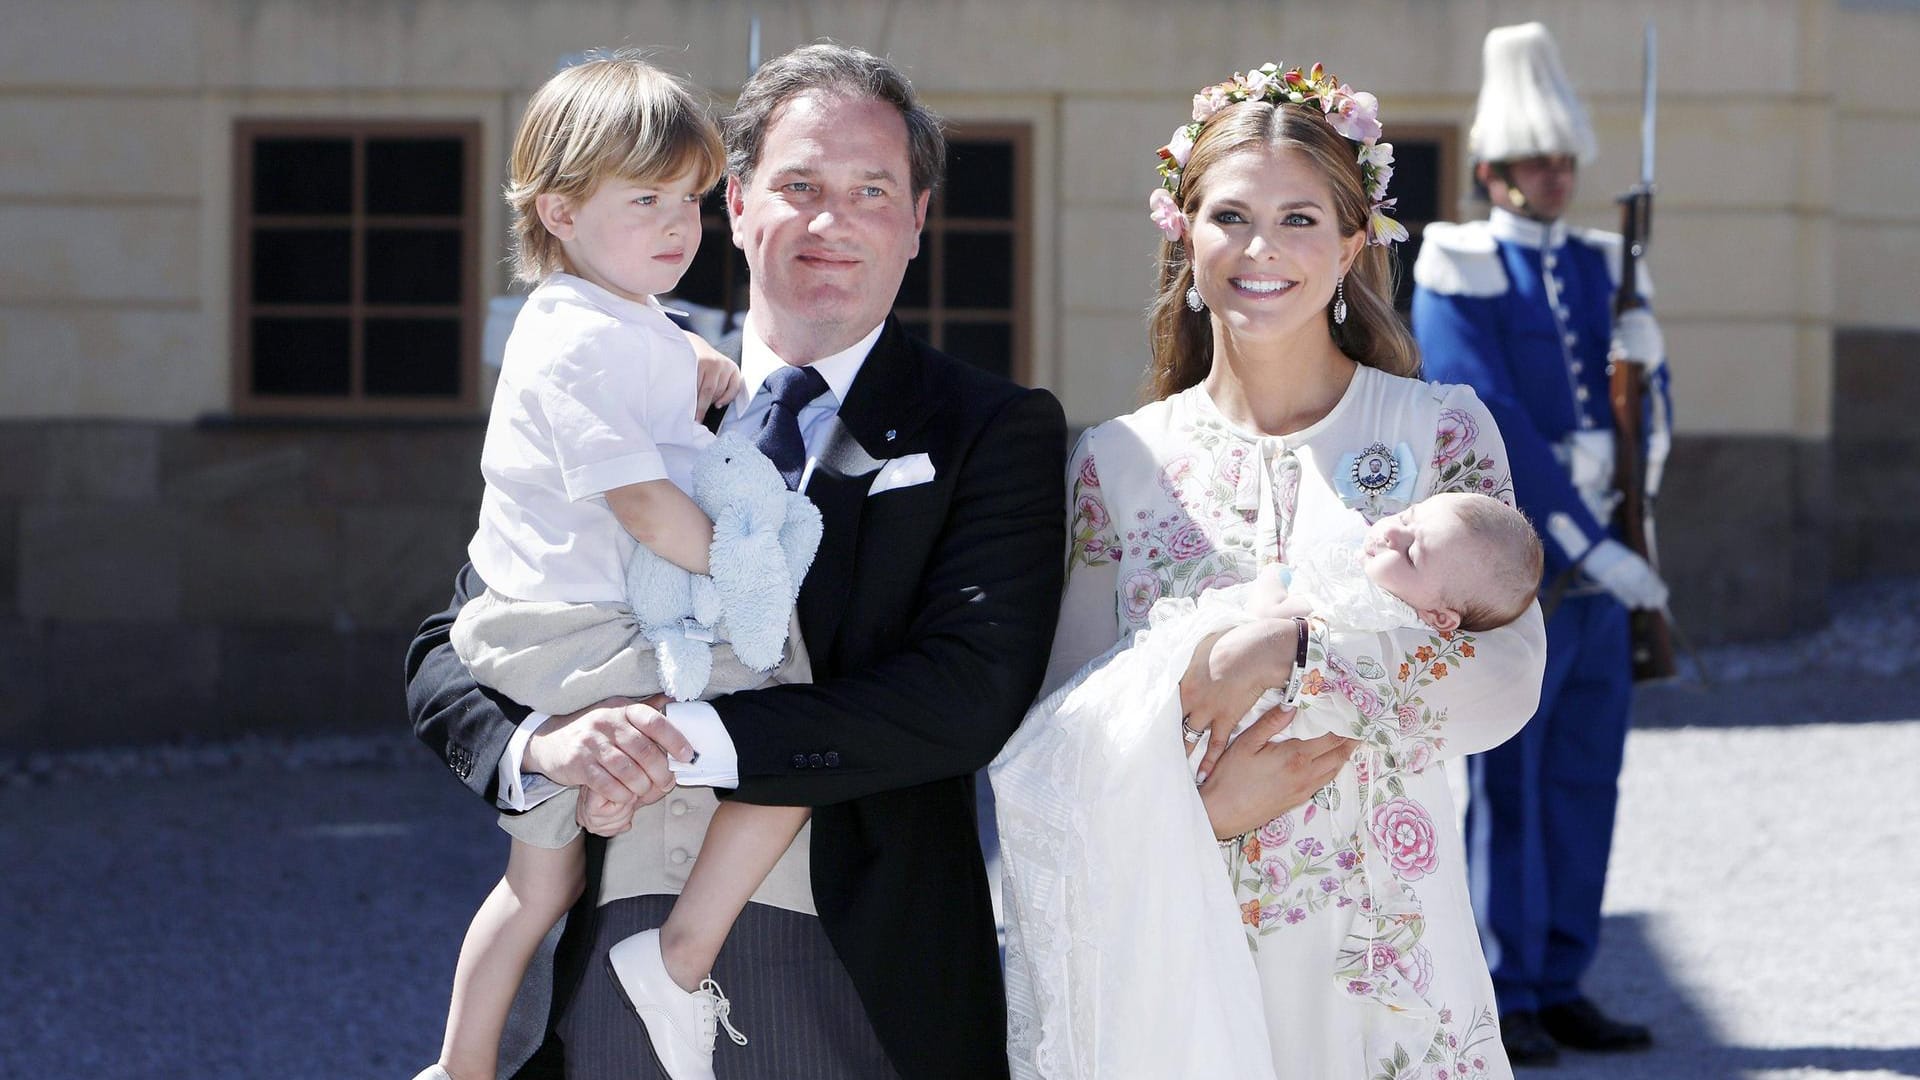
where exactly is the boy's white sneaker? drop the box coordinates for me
[606,929,747,1080]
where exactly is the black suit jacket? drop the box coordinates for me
[406,318,1067,1078]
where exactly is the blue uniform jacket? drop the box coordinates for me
[1410,208,1671,580]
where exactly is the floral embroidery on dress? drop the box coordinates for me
[1224,822,1364,937]
[1068,451,1122,569]
[1432,408,1514,506]
[1368,1005,1503,1080]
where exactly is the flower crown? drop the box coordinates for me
[1149,62,1408,248]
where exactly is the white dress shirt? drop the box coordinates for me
[497,316,887,806]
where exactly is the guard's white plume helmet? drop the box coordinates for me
[1469,22,1599,165]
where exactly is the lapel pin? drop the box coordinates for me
[885,429,897,442]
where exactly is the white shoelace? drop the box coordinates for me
[696,978,749,1048]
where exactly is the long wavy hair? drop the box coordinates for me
[1145,100,1418,402]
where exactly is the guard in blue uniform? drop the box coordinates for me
[1412,22,1672,1067]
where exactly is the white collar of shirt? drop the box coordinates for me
[733,316,886,421]
[543,271,682,332]
[1489,206,1569,252]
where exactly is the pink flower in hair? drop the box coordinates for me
[1149,188,1186,242]
[1192,83,1233,123]
[1166,124,1196,168]
[1326,88,1383,142]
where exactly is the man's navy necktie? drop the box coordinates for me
[752,363,830,490]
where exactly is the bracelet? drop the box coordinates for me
[1276,617,1309,708]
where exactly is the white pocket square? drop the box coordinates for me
[867,453,936,496]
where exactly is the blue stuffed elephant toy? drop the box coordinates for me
[623,432,823,700]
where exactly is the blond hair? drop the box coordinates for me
[1145,99,1418,402]
[1445,494,1545,632]
[506,51,724,285]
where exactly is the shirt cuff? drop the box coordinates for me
[496,711,565,811]
[663,700,739,788]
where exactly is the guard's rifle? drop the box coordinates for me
[1610,20,1677,681]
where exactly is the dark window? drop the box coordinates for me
[233,121,479,415]
[1381,125,1460,313]
[672,124,1032,385]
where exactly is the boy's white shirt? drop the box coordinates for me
[468,272,715,604]
[498,315,886,806]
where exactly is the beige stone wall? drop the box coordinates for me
[3,0,1886,435]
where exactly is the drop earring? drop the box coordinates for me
[1185,285,1205,312]
[1333,277,1348,325]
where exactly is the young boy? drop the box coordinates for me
[416,53,813,1080]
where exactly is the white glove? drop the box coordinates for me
[1611,308,1666,371]
[1582,538,1670,611]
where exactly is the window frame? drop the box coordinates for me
[230,119,483,417]
[1383,122,1460,311]
[895,122,1033,385]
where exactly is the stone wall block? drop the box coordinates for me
[1834,330,1920,442]
[160,429,312,506]
[1658,436,1798,644]
[306,428,486,506]
[42,423,161,503]
[337,505,475,630]
[348,628,418,735]
[215,626,349,737]
[18,505,185,623]
[180,505,341,626]
[0,425,50,500]
[0,503,17,617]
[39,621,220,749]
[0,621,48,751]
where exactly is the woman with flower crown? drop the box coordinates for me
[992,63,1548,1079]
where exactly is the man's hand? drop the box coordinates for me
[522,697,696,809]
[686,330,744,419]
[1198,707,1355,839]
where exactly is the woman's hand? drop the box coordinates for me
[1181,617,1298,781]
[1197,706,1355,839]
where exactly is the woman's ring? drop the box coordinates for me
[1181,715,1204,743]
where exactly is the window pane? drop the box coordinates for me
[253,138,351,215]
[252,228,350,303]
[252,317,350,396]
[942,232,1013,309]
[1390,140,1442,224]
[365,318,462,396]
[942,321,1012,379]
[366,138,466,216]
[943,141,1014,220]
[366,228,463,303]
[896,243,932,308]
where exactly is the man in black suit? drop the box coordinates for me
[407,43,1066,1079]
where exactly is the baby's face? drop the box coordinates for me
[1361,496,1485,617]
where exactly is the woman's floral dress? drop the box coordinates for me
[998,368,1547,1080]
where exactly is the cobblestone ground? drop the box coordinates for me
[3,587,1916,1079]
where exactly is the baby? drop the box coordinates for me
[1202,491,1543,754]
